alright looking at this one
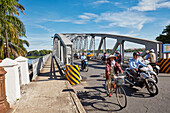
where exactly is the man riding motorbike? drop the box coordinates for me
[129,52,148,83]
[105,55,123,97]
[101,52,107,63]
[115,51,121,63]
[81,52,87,69]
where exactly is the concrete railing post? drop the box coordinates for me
[0,60,10,113]
[0,58,20,105]
[15,56,30,85]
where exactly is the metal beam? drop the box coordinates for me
[111,41,120,55]
[120,40,125,64]
[103,37,106,52]
[96,37,104,57]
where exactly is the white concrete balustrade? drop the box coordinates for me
[15,56,30,85]
[0,55,50,105]
[0,58,21,105]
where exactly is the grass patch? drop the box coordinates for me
[26,56,42,59]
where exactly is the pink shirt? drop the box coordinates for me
[105,60,123,79]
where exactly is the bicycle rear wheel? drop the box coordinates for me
[116,86,127,108]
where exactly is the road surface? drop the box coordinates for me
[73,59,170,113]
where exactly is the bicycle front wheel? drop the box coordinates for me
[116,86,127,108]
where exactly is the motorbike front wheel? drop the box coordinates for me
[151,73,158,84]
[85,65,88,72]
[153,68,159,75]
[146,81,158,96]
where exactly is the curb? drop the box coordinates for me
[65,81,86,113]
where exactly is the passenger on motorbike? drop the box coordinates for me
[81,52,87,69]
[144,50,150,60]
[129,52,148,83]
[137,51,144,62]
[147,49,156,63]
[105,55,123,97]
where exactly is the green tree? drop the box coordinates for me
[156,24,170,44]
[0,0,27,59]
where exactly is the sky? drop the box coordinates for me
[18,0,170,51]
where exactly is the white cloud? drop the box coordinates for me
[26,33,53,51]
[94,11,153,30]
[114,2,121,5]
[78,13,98,19]
[72,20,87,24]
[34,24,55,33]
[41,19,71,22]
[131,0,170,11]
[93,0,110,4]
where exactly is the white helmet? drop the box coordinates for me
[146,50,149,53]
[150,49,154,52]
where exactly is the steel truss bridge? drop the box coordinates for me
[52,33,162,65]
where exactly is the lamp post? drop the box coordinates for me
[0,60,10,113]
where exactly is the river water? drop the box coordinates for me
[28,52,133,64]
[28,59,36,64]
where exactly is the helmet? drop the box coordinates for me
[82,52,85,55]
[146,50,149,53]
[150,49,154,53]
[133,52,139,56]
[117,51,120,54]
[137,51,141,56]
[104,52,106,54]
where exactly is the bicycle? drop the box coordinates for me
[105,74,127,108]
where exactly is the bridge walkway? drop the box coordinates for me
[11,56,85,113]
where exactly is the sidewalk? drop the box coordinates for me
[10,56,86,113]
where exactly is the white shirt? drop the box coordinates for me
[81,56,86,60]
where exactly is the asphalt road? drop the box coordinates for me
[73,59,170,113]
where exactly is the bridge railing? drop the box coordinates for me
[32,54,51,80]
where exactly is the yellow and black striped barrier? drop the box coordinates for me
[159,58,170,73]
[65,64,81,85]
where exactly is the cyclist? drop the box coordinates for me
[105,55,123,97]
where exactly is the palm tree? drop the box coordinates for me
[0,0,27,59]
[0,38,29,59]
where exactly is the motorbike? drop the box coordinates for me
[143,60,158,83]
[101,56,107,64]
[150,63,160,75]
[81,59,88,72]
[125,67,158,96]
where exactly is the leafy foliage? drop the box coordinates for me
[27,50,52,56]
[156,24,170,44]
[0,0,28,59]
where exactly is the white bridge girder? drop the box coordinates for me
[62,33,163,63]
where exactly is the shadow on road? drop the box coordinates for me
[90,75,101,77]
[84,86,106,94]
[122,85,152,98]
[77,91,123,112]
